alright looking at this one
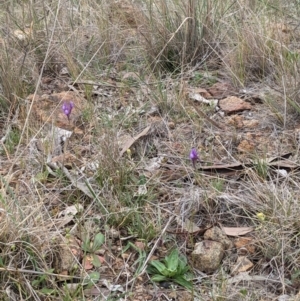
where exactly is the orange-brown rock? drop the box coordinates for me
[219,96,252,114]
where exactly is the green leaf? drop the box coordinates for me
[83,271,100,285]
[92,233,105,250]
[147,265,159,275]
[173,275,193,291]
[46,268,55,273]
[148,260,168,276]
[132,251,147,275]
[151,274,168,282]
[39,288,57,295]
[91,254,102,267]
[31,279,40,287]
[177,256,189,274]
[82,237,91,252]
[165,249,179,272]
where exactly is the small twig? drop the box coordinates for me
[69,80,119,88]
[0,266,82,280]
[187,99,225,130]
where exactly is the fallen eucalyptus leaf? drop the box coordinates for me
[119,126,151,158]
[222,227,253,236]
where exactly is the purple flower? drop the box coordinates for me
[62,101,74,120]
[189,148,199,168]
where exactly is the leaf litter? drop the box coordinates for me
[2,7,300,301]
[4,71,300,299]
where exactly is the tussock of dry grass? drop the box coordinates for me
[1,0,300,300]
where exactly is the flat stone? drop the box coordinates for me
[219,96,252,114]
[207,82,236,99]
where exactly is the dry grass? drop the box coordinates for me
[1,0,300,300]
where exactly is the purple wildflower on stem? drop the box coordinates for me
[189,148,199,168]
[62,101,74,121]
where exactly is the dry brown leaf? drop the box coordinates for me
[234,237,256,254]
[121,252,131,260]
[119,126,151,157]
[188,87,212,99]
[199,162,243,172]
[58,204,83,217]
[189,92,218,106]
[222,227,253,236]
[122,71,139,81]
[268,160,299,169]
[52,152,80,166]
[176,217,200,233]
[82,255,94,270]
[187,99,224,129]
[97,255,105,264]
[14,28,32,41]
[267,152,292,163]
[227,271,282,285]
[48,162,94,199]
[134,241,146,251]
[231,256,254,275]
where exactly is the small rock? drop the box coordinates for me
[204,227,233,250]
[277,169,288,177]
[231,256,253,275]
[219,96,252,114]
[134,241,146,251]
[207,82,236,99]
[192,240,224,273]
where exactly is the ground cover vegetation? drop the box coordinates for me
[1,0,300,300]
